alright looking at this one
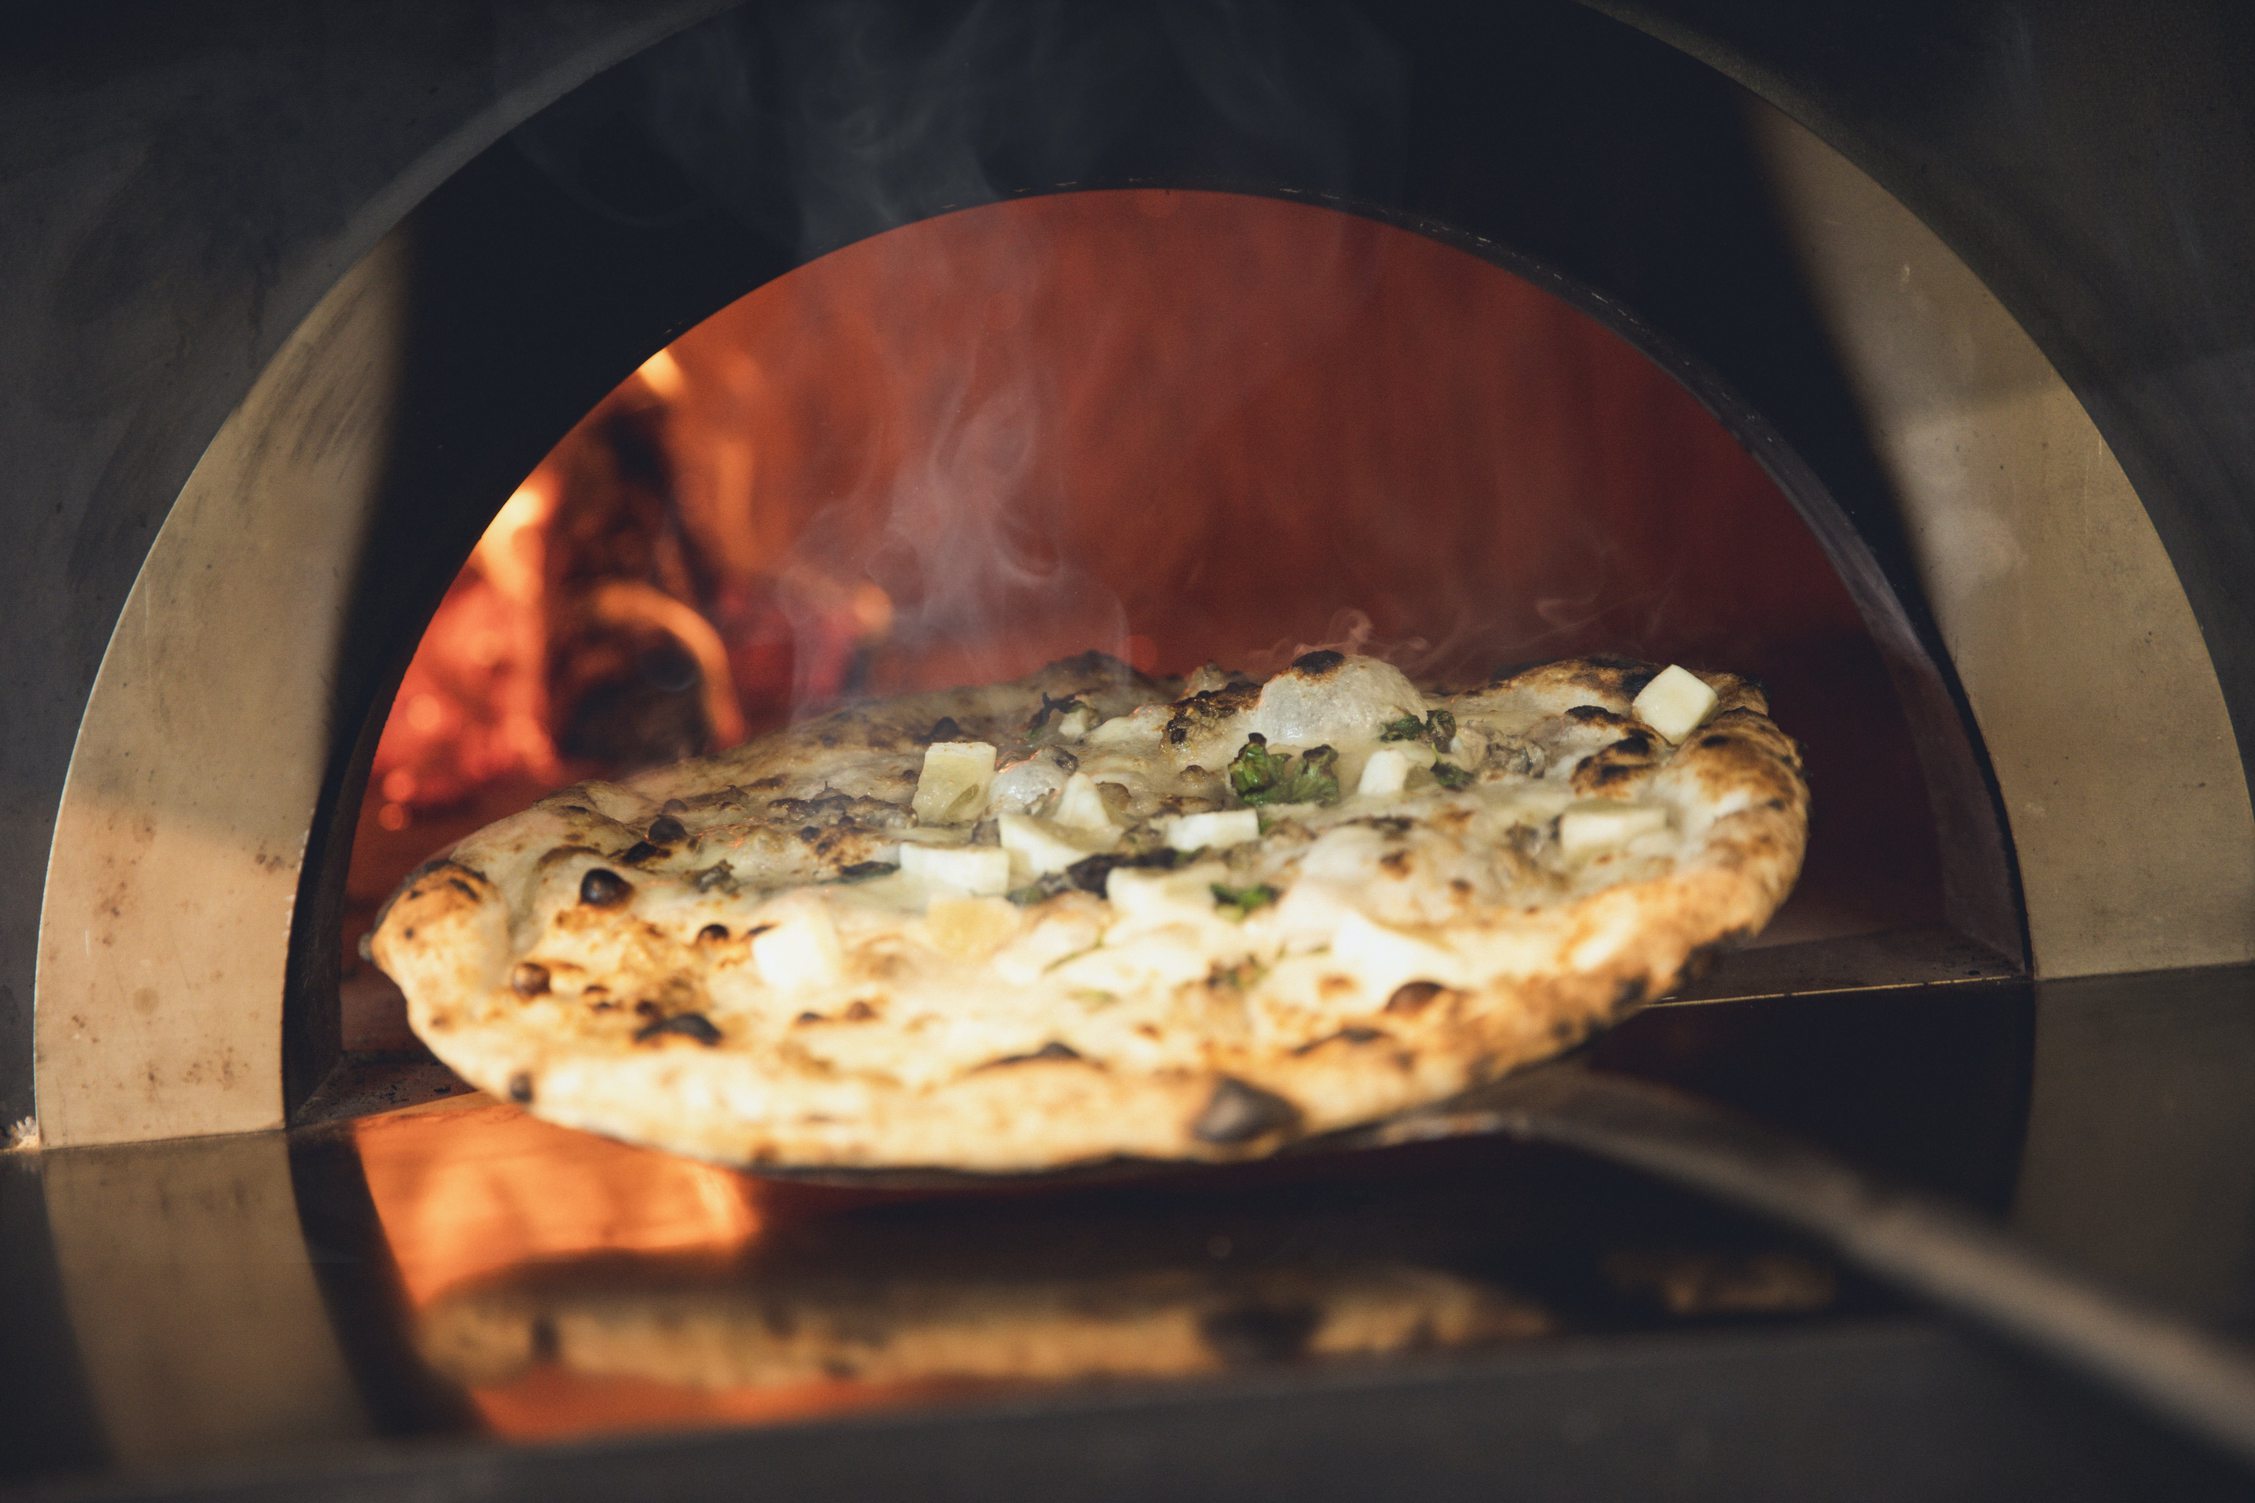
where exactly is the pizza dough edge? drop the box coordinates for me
[369,698,1807,1174]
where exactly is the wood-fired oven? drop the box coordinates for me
[4,3,2254,1498]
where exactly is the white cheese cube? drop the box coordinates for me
[998,813,1111,877]
[898,841,1012,896]
[1631,664,1719,743]
[1357,746,1415,798]
[1052,772,1123,834]
[1558,799,1672,859]
[752,904,843,991]
[1104,862,1227,930]
[911,740,998,824]
[1053,705,1096,741]
[1162,808,1260,852]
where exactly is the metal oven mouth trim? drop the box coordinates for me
[28,11,2253,1151]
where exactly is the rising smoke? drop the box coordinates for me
[506,1,1412,713]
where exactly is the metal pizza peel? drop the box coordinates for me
[746,1053,2255,1473]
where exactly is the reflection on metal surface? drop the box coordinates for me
[41,1133,369,1465]
[2013,967,2255,1323]
[1603,1247,1837,1318]
[1750,100,2255,977]
[417,1255,1548,1439]
[1663,925,2016,1006]
[347,1091,1861,1445]
[352,1098,767,1308]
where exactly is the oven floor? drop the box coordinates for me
[5,966,2252,1500]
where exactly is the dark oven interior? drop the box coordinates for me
[4,3,2255,1498]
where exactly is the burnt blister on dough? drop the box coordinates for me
[1290,1025,1390,1055]
[978,1040,1083,1069]
[1164,679,1261,746]
[634,1012,723,1046]
[1192,1076,1303,1144]
[1384,981,1446,1016]
[579,868,634,906]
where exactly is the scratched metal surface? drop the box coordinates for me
[9,969,2255,1501]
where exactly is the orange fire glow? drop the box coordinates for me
[354,1101,764,1309]
[364,386,894,830]
[350,1099,972,1440]
[369,482,562,828]
[353,186,1941,957]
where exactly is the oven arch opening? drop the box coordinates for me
[335,187,1962,1060]
[29,1,2247,1149]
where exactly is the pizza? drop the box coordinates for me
[371,651,1808,1172]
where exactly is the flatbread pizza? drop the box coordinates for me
[372,651,1807,1171]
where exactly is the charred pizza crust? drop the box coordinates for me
[373,653,1807,1172]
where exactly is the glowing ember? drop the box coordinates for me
[366,436,892,829]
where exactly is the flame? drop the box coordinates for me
[473,483,552,603]
[362,371,893,834]
[376,185,1862,838]
[635,347,686,402]
[367,482,561,823]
